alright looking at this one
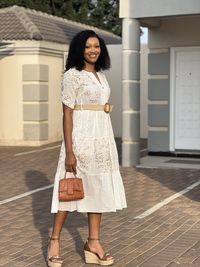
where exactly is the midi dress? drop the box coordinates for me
[51,68,127,213]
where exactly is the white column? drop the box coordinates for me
[122,18,140,166]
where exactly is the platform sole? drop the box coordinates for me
[84,250,114,266]
[47,259,62,267]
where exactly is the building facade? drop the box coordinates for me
[0,5,121,146]
[120,0,200,166]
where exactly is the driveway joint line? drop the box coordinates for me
[0,184,53,205]
[14,145,61,156]
[135,180,200,219]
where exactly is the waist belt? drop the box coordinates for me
[74,103,113,113]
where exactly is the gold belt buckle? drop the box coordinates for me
[104,103,111,113]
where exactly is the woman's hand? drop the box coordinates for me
[65,151,77,175]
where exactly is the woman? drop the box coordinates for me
[47,30,127,267]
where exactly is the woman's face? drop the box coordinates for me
[84,37,101,65]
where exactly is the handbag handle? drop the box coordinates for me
[64,171,77,178]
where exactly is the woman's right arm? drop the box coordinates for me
[63,104,77,174]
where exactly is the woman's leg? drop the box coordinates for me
[48,211,68,258]
[87,212,101,239]
[87,213,113,259]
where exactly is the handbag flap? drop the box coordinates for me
[59,178,83,195]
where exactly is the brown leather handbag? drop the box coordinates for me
[59,173,84,201]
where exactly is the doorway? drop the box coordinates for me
[170,48,200,151]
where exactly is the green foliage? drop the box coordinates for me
[0,0,121,35]
[89,0,121,35]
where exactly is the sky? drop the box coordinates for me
[141,27,148,43]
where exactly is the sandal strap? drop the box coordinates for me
[105,253,110,256]
[84,241,113,261]
[49,256,63,263]
[50,237,60,241]
[101,252,112,260]
[48,237,62,263]
[88,237,100,240]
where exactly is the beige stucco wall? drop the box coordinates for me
[0,40,67,146]
[0,53,38,145]
[0,53,21,143]
[149,16,200,49]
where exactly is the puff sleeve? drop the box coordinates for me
[61,70,79,109]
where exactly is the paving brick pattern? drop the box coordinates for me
[0,142,200,266]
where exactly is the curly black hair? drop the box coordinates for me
[65,30,111,72]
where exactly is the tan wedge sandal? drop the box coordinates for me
[84,238,114,266]
[47,237,63,267]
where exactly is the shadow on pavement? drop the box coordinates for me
[25,170,87,262]
[137,167,200,202]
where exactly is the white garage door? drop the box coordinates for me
[174,50,200,150]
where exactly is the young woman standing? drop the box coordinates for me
[47,30,127,267]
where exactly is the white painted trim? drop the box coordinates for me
[23,120,48,124]
[122,80,140,83]
[23,81,48,85]
[148,75,168,79]
[149,48,169,53]
[23,101,48,104]
[23,121,48,125]
[123,49,140,53]
[14,47,64,57]
[123,110,140,114]
[170,48,176,151]
[123,140,139,144]
[149,127,168,131]
[148,100,168,105]
[170,46,200,52]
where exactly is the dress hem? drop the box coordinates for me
[51,205,127,214]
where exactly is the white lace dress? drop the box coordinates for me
[51,68,127,213]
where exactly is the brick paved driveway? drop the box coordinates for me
[0,143,200,267]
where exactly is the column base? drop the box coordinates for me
[122,142,140,166]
